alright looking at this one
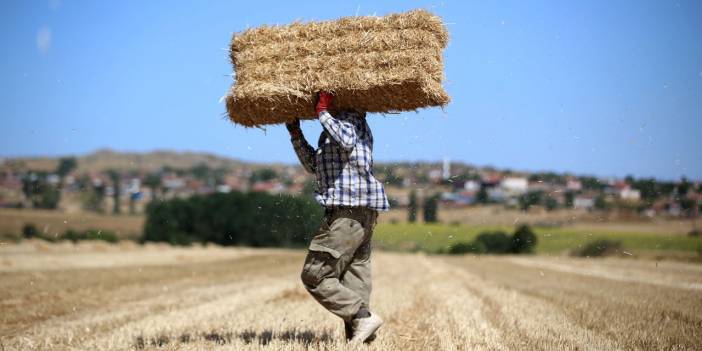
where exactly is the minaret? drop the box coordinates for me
[442,156,450,180]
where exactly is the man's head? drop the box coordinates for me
[315,91,366,119]
[333,109,366,122]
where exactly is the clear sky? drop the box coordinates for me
[1,0,700,181]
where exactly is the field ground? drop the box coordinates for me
[1,242,701,350]
[0,208,144,240]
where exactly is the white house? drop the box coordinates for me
[620,187,641,201]
[566,179,582,191]
[464,180,480,192]
[500,177,529,196]
[574,196,595,210]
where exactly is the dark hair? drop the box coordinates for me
[344,108,366,118]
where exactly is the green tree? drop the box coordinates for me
[519,190,543,211]
[423,194,439,223]
[579,176,605,191]
[142,191,322,247]
[678,176,690,196]
[55,157,77,179]
[77,175,105,212]
[630,178,658,206]
[680,198,695,217]
[107,170,121,214]
[624,174,635,184]
[545,197,558,211]
[564,191,575,208]
[249,168,277,183]
[143,173,162,202]
[407,190,418,223]
[530,172,566,185]
[21,173,61,209]
[190,163,210,180]
[594,194,609,210]
[476,186,488,204]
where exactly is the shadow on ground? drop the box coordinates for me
[134,329,335,349]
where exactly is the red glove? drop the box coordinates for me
[316,91,334,115]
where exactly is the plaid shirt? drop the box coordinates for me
[291,110,389,211]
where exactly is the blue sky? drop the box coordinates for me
[1,0,700,181]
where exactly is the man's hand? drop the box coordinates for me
[316,91,334,115]
[286,118,301,137]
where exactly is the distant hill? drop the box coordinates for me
[3,149,682,184]
[0,149,581,181]
[0,149,249,173]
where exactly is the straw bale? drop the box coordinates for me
[225,9,449,127]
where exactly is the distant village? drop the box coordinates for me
[0,151,699,219]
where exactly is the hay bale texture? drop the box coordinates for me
[225,9,449,127]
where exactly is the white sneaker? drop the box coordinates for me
[350,312,383,343]
[345,321,377,342]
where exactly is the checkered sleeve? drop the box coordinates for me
[290,134,316,174]
[318,111,358,150]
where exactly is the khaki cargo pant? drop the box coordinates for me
[300,206,378,321]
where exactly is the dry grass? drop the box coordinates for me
[225,9,449,127]
[1,242,701,350]
[0,208,144,240]
[378,205,698,235]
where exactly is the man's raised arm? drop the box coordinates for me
[316,92,358,150]
[286,119,316,174]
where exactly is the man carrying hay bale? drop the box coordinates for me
[225,9,449,342]
[286,91,389,343]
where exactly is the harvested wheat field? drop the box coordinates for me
[1,242,701,350]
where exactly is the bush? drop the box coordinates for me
[83,229,119,243]
[574,239,623,257]
[688,229,701,237]
[446,225,538,255]
[142,191,323,247]
[61,229,81,242]
[474,231,512,253]
[22,223,39,239]
[61,229,119,243]
[448,241,486,254]
[511,225,537,253]
[545,197,558,211]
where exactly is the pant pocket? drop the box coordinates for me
[310,217,364,259]
[301,250,338,287]
[309,243,342,259]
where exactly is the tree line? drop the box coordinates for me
[142,191,323,246]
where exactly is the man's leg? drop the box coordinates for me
[341,240,372,340]
[341,210,377,341]
[300,208,370,321]
[341,240,372,309]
